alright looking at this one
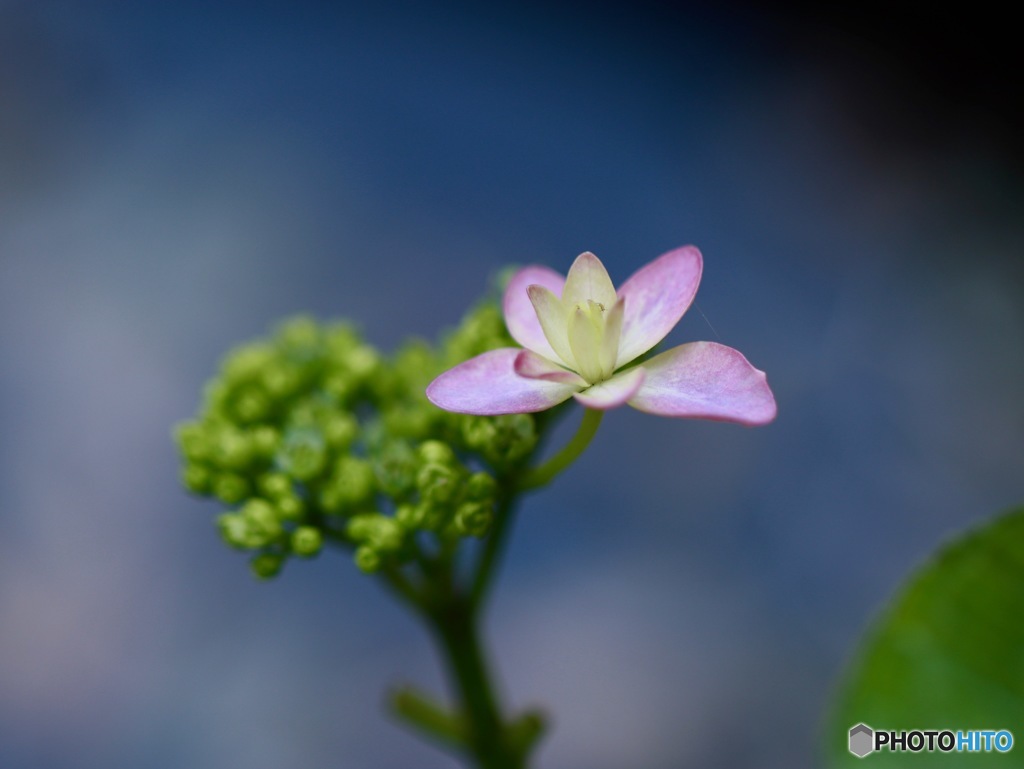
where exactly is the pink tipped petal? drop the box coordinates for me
[616,246,703,367]
[514,349,588,387]
[503,265,565,360]
[427,349,579,415]
[562,252,618,310]
[528,284,576,368]
[573,366,646,410]
[628,342,777,425]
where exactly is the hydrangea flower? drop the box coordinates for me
[427,247,776,425]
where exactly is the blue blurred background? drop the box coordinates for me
[1,1,1021,767]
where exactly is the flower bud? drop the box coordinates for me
[488,414,537,463]
[346,514,377,540]
[223,343,274,385]
[258,472,292,499]
[276,494,304,521]
[417,440,455,465]
[213,473,250,504]
[213,428,252,470]
[276,316,320,353]
[466,471,497,502]
[347,345,380,379]
[354,545,382,573]
[279,427,327,481]
[323,413,358,450]
[217,512,251,549]
[242,499,283,544]
[347,514,404,552]
[318,486,344,515]
[416,502,448,531]
[460,417,497,451]
[454,502,493,538]
[330,457,376,507]
[373,440,417,498]
[417,463,460,505]
[322,373,353,403]
[249,426,280,459]
[371,518,405,551]
[250,552,285,579]
[233,386,270,423]
[291,526,323,557]
[382,406,435,440]
[175,422,212,463]
[323,322,362,356]
[261,365,299,400]
[181,464,212,495]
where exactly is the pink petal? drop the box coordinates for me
[514,350,588,387]
[426,349,578,415]
[628,342,777,425]
[503,265,565,360]
[615,246,703,367]
[574,366,646,410]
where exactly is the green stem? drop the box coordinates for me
[473,408,604,607]
[470,493,515,608]
[395,407,607,767]
[429,598,521,769]
[516,408,603,492]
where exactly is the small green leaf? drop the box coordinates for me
[827,506,1024,766]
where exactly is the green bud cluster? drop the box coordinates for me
[176,301,544,579]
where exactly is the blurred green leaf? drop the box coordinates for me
[827,507,1024,767]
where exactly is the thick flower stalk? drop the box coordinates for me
[426,247,776,424]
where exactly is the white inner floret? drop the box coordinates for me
[566,298,622,384]
[528,252,626,386]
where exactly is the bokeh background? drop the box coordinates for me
[1,2,1021,767]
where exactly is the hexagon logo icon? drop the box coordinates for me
[849,723,874,758]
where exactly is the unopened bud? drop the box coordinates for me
[355,545,381,573]
[234,387,270,423]
[276,315,320,352]
[291,526,323,557]
[223,343,274,385]
[395,504,424,529]
[258,472,292,499]
[249,425,280,458]
[279,428,327,481]
[454,502,493,537]
[181,464,212,495]
[214,429,252,470]
[242,499,282,542]
[250,552,285,579]
[214,473,250,504]
[276,495,304,521]
[417,440,455,465]
[323,414,358,449]
[466,471,497,501]
[417,463,459,505]
[217,512,251,549]
[176,422,212,463]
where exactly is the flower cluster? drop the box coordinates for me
[428,247,776,424]
[175,305,543,578]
